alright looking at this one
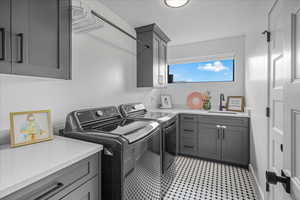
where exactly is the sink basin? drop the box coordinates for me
[208,111,238,115]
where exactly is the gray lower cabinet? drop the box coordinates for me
[180,115,198,156]
[0,0,71,79]
[198,123,221,160]
[3,153,101,200]
[221,126,249,165]
[55,176,98,200]
[180,114,249,166]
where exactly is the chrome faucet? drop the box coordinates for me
[219,93,225,111]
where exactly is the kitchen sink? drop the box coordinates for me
[208,111,238,115]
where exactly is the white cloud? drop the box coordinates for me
[197,61,228,72]
[174,74,181,78]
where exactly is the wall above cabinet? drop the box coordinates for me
[135,24,170,88]
[0,0,71,80]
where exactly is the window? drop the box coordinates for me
[168,59,235,83]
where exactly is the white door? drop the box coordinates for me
[268,0,300,199]
[286,3,300,200]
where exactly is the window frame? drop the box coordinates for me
[167,56,236,84]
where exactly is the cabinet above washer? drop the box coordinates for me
[135,24,170,88]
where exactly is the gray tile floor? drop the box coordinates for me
[163,156,258,200]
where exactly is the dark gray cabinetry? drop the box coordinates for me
[136,24,170,88]
[221,125,249,165]
[179,114,249,166]
[55,176,98,200]
[198,123,221,160]
[0,0,11,73]
[180,114,198,155]
[3,153,100,200]
[0,0,71,79]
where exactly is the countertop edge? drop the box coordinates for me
[149,108,250,118]
[0,137,102,199]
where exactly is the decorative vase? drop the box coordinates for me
[203,99,212,110]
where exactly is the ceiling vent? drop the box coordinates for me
[72,0,104,33]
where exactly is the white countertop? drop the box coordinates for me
[150,108,250,118]
[0,136,102,198]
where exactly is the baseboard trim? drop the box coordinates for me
[249,164,265,200]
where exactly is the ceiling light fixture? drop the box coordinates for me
[164,0,190,8]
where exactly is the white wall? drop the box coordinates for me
[0,0,159,143]
[159,36,245,109]
[245,31,269,199]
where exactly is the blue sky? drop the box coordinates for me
[169,59,234,82]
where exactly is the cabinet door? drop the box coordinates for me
[221,126,249,166]
[0,0,11,73]
[198,123,221,160]
[159,40,167,87]
[11,0,71,79]
[152,34,160,87]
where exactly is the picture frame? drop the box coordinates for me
[161,95,172,109]
[226,96,245,112]
[9,110,53,147]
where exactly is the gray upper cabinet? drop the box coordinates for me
[136,24,170,88]
[198,123,221,160]
[0,0,11,74]
[221,125,249,166]
[0,0,71,79]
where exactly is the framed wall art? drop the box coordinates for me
[226,96,245,112]
[161,95,172,109]
[9,110,53,147]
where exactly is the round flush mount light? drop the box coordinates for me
[164,0,190,8]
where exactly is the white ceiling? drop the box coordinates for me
[98,0,274,45]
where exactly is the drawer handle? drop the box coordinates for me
[183,117,194,120]
[184,145,194,149]
[34,182,64,200]
[183,129,194,133]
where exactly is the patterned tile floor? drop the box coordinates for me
[163,156,258,200]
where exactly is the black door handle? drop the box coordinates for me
[34,182,64,200]
[16,33,24,63]
[0,28,5,60]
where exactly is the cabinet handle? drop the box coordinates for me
[0,28,5,60]
[183,129,194,133]
[184,145,194,149]
[17,33,24,63]
[216,125,221,139]
[34,182,64,200]
[222,126,226,139]
[183,117,194,120]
